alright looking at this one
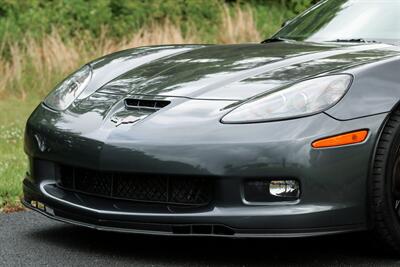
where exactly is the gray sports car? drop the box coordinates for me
[23,0,400,252]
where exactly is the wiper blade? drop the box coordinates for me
[329,38,378,43]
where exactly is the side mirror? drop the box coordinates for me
[282,20,292,28]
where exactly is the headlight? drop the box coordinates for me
[221,74,352,123]
[44,65,92,111]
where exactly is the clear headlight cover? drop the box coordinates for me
[221,74,352,123]
[44,65,92,111]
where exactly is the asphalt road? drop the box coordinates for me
[1,211,400,266]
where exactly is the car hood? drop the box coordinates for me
[28,42,400,162]
[95,41,400,101]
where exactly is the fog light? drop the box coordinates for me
[243,179,300,203]
[269,180,300,198]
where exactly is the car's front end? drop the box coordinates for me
[22,40,400,237]
[23,95,387,237]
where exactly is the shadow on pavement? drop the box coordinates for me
[27,224,400,266]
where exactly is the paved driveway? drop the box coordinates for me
[1,211,400,266]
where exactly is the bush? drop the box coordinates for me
[0,0,225,46]
[0,0,316,48]
[231,0,317,15]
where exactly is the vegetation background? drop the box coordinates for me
[0,0,316,211]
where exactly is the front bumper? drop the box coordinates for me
[23,101,387,237]
[23,178,365,237]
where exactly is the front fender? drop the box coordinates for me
[326,56,400,120]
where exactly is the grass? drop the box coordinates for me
[0,4,285,211]
[0,97,42,211]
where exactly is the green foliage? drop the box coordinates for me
[0,0,225,45]
[106,0,226,42]
[233,0,317,15]
[1,0,108,40]
[0,0,315,47]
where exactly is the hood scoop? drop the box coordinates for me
[125,98,171,110]
[109,98,171,127]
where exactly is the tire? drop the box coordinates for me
[371,108,400,254]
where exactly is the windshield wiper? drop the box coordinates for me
[329,38,378,43]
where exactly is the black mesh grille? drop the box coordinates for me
[58,165,213,206]
[74,168,113,196]
[170,177,212,205]
[113,174,168,202]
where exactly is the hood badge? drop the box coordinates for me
[111,114,146,127]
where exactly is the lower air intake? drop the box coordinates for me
[58,165,213,206]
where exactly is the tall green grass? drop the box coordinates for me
[0,97,42,211]
[0,1,307,51]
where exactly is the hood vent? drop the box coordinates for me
[125,98,170,110]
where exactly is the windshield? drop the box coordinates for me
[274,0,400,44]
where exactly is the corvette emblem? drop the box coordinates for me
[110,115,145,127]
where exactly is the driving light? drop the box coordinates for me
[44,65,92,111]
[312,130,369,148]
[221,75,352,123]
[269,180,300,198]
[243,179,300,202]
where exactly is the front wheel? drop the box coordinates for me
[371,108,400,253]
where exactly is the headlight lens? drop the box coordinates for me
[221,74,352,123]
[44,65,92,111]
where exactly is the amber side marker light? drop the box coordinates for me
[312,130,369,148]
